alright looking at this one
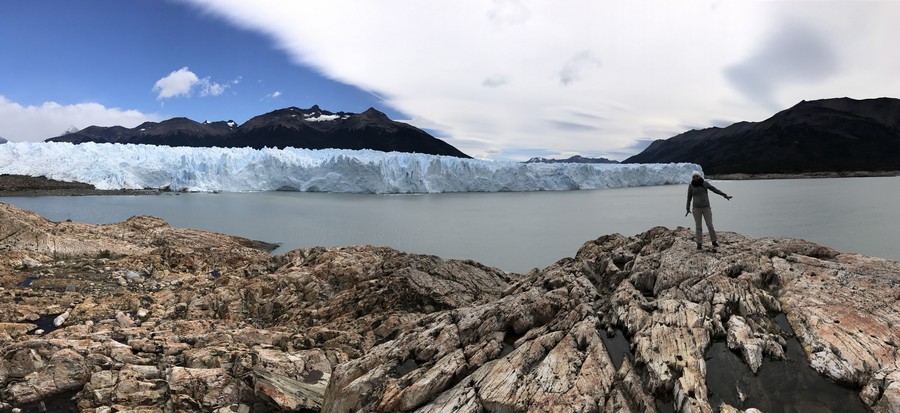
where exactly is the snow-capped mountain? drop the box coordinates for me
[0,142,698,193]
[46,105,470,158]
[525,155,619,164]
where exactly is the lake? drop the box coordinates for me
[3,176,898,273]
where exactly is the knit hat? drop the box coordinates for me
[691,171,702,178]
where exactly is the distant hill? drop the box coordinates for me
[524,155,618,164]
[623,97,900,174]
[49,118,236,147]
[47,105,471,158]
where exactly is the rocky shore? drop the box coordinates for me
[0,202,897,412]
[0,175,158,196]
[708,171,899,180]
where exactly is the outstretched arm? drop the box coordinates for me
[706,183,732,200]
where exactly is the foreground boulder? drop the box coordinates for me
[0,202,897,412]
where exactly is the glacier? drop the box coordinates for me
[0,142,700,193]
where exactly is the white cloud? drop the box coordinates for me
[153,67,236,99]
[260,90,282,101]
[153,67,199,99]
[0,96,158,142]
[180,0,900,160]
[199,79,226,96]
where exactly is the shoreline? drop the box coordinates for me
[0,201,895,411]
[1,171,897,196]
[709,170,899,180]
[0,174,160,197]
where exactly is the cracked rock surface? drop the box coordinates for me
[0,202,897,412]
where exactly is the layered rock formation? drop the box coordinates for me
[0,202,897,412]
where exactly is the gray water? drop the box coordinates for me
[705,314,867,412]
[3,176,898,273]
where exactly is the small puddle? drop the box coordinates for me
[705,314,868,412]
[654,397,675,413]
[499,330,523,358]
[302,369,325,384]
[392,358,419,377]
[29,314,63,335]
[599,327,633,371]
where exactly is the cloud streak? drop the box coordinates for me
[177,1,900,160]
[724,23,838,109]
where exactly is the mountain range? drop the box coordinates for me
[624,97,900,174]
[42,97,900,174]
[47,105,471,158]
[524,155,619,164]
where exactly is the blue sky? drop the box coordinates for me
[0,0,399,132]
[2,1,899,160]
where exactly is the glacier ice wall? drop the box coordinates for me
[0,142,700,193]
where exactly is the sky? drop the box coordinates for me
[1,1,899,161]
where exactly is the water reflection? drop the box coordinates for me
[705,314,867,412]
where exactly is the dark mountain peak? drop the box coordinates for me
[202,120,238,128]
[44,104,471,158]
[165,116,194,123]
[242,106,338,132]
[623,97,900,174]
[158,117,202,128]
[776,96,900,127]
[361,107,389,119]
[345,107,394,131]
[525,155,619,164]
[135,121,158,130]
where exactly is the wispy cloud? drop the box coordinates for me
[179,0,900,160]
[0,95,157,142]
[482,74,510,88]
[559,51,601,86]
[153,67,237,99]
[724,23,838,109]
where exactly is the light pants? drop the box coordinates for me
[692,207,717,245]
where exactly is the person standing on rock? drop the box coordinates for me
[686,171,732,251]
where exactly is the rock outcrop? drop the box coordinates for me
[0,202,897,412]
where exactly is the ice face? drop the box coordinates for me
[0,142,699,193]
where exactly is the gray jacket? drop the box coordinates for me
[687,180,727,209]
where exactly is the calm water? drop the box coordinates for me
[3,177,898,273]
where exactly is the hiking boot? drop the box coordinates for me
[712,241,719,248]
[696,243,702,251]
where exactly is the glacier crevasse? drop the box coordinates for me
[0,142,700,193]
